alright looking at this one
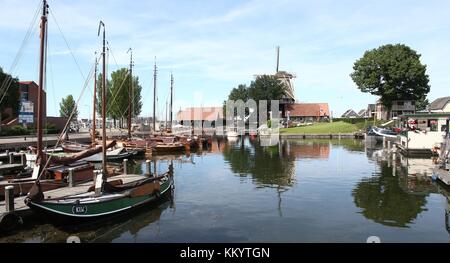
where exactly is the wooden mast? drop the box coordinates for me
[127,48,133,139]
[98,21,107,183]
[153,59,157,132]
[92,55,97,145]
[37,0,48,164]
[170,73,173,130]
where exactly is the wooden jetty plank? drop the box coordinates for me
[0,173,147,214]
[434,168,450,186]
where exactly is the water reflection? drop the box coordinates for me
[352,161,428,227]
[222,137,296,189]
[2,138,450,242]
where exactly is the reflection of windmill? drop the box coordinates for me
[254,46,296,118]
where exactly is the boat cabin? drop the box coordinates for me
[398,113,450,156]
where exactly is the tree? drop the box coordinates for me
[248,75,286,104]
[224,75,286,121]
[96,68,143,128]
[415,96,429,111]
[59,94,78,121]
[0,67,20,120]
[228,84,249,101]
[96,73,112,119]
[351,44,430,114]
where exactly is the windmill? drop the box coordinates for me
[253,46,296,118]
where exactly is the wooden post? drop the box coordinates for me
[68,168,74,187]
[169,162,174,176]
[387,141,391,150]
[123,159,128,175]
[21,153,26,166]
[5,186,14,212]
[383,137,386,148]
[146,160,151,176]
[9,152,13,164]
[5,150,9,163]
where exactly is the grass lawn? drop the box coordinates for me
[280,121,369,134]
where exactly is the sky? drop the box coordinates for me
[1,0,450,119]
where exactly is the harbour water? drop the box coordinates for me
[1,137,449,242]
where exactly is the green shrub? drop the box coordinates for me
[44,123,60,134]
[0,125,29,136]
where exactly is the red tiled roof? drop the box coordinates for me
[287,103,330,117]
[177,107,223,121]
[19,81,36,85]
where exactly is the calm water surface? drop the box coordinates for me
[2,138,450,242]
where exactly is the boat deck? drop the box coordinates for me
[0,164,25,174]
[434,168,450,186]
[0,173,146,216]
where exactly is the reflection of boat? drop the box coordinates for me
[227,130,239,138]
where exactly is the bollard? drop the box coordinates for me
[146,160,151,176]
[383,137,386,148]
[169,163,174,176]
[5,186,14,212]
[9,152,13,164]
[387,141,391,150]
[21,153,26,166]
[68,168,74,187]
[123,159,128,175]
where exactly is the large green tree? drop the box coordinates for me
[248,75,286,108]
[0,67,20,120]
[224,75,286,121]
[59,94,78,121]
[228,84,249,101]
[350,44,430,112]
[96,68,142,128]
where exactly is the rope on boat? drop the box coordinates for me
[0,0,41,105]
[36,62,96,180]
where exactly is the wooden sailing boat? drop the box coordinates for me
[0,0,97,199]
[25,20,173,220]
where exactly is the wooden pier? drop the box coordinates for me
[0,173,147,231]
[434,168,450,186]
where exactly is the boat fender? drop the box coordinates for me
[0,212,23,232]
[154,190,161,198]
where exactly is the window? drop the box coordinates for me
[20,85,28,101]
[397,101,404,106]
[428,119,438,132]
[411,101,416,106]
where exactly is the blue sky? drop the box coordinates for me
[1,0,450,119]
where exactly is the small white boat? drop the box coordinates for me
[227,130,239,138]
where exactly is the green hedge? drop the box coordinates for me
[0,124,61,136]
